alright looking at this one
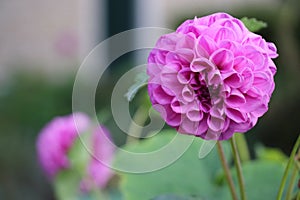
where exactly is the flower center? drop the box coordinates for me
[190,73,212,111]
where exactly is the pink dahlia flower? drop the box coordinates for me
[36,113,114,190]
[36,113,90,177]
[80,126,115,191]
[147,12,278,140]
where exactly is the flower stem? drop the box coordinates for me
[277,134,300,200]
[217,141,238,200]
[230,135,247,200]
[126,106,148,143]
[284,166,297,200]
[235,133,250,162]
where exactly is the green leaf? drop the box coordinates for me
[116,131,287,200]
[108,188,123,200]
[54,131,109,200]
[255,145,288,163]
[115,130,231,200]
[53,134,91,200]
[241,17,267,32]
[152,194,202,200]
[68,131,92,175]
[124,70,148,102]
[222,161,286,200]
[243,161,285,199]
[97,108,111,124]
[54,168,82,200]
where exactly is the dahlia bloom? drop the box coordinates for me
[36,113,114,190]
[80,126,115,191]
[147,12,278,140]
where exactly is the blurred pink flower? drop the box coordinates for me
[147,12,278,140]
[80,126,115,192]
[36,113,114,190]
[36,113,90,177]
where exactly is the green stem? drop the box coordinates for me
[276,134,300,200]
[231,135,247,200]
[235,133,250,162]
[294,150,300,171]
[285,166,297,200]
[295,159,300,171]
[297,191,300,200]
[126,106,148,143]
[217,141,238,200]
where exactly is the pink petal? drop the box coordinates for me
[153,86,174,105]
[182,85,195,102]
[186,109,203,122]
[197,35,218,55]
[190,57,215,72]
[234,56,254,72]
[244,45,265,70]
[224,72,243,88]
[210,48,234,71]
[179,117,198,134]
[207,115,225,132]
[214,27,236,43]
[226,89,246,108]
[177,68,193,84]
[225,108,247,123]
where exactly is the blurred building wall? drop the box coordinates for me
[0,0,106,82]
[135,0,280,29]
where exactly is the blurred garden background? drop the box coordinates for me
[0,0,299,199]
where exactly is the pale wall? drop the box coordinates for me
[0,0,105,81]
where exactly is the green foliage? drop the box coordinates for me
[54,169,81,200]
[0,73,73,132]
[115,130,231,200]
[108,188,123,200]
[54,132,110,200]
[220,161,285,200]
[241,161,285,200]
[241,17,267,32]
[124,70,148,102]
[152,194,201,200]
[256,145,288,163]
[68,132,92,176]
[54,134,91,200]
[0,72,74,199]
[234,133,250,162]
[115,131,286,200]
